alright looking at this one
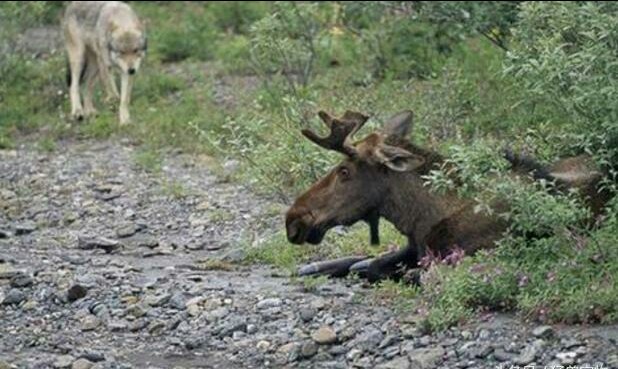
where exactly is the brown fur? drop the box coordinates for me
[287,110,611,280]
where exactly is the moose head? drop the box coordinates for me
[285,110,425,245]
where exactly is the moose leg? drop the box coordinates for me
[351,239,422,282]
[297,255,370,278]
[364,209,380,246]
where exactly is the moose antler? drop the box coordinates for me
[301,110,369,156]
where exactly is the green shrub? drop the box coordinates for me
[506,1,618,165]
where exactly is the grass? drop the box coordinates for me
[134,149,162,173]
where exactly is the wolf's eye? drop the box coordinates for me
[134,48,139,53]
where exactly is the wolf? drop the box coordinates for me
[63,1,147,125]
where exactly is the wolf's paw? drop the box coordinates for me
[119,110,131,125]
[84,107,98,118]
[71,108,85,122]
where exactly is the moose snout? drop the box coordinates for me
[285,207,316,244]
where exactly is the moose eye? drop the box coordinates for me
[338,166,350,180]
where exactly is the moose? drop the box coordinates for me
[285,110,611,281]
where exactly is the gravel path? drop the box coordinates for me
[1,140,617,369]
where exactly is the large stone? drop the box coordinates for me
[2,288,26,305]
[72,359,94,369]
[312,326,337,345]
[257,297,282,310]
[14,222,36,235]
[10,273,33,288]
[80,315,101,331]
[67,284,88,302]
[300,341,318,359]
[532,325,554,339]
[408,347,445,369]
[513,345,537,366]
[53,355,74,368]
[78,235,120,253]
[375,357,411,369]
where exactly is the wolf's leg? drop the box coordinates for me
[64,24,85,121]
[119,73,134,125]
[98,55,119,103]
[83,50,99,117]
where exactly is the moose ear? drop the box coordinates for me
[375,144,424,172]
[383,110,413,140]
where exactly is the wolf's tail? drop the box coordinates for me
[66,57,88,86]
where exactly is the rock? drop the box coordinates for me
[257,297,282,309]
[72,359,94,369]
[561,337,583,350]
[493,349,514,362]
[418,335,431,347]
[148,320,166,335]
[555,352,578,365]
[80,315,101,331]
[513,345,537,365]
[472,343,493,359]
[2,288,26,305]
[300,341,318,359]
[184,337,204,350]
[78,235,120,253]
[187,303,201,317]
[355,357,373,368]
[53,355,74,368]
[144,293,171,307]
[353,326,384,352]
[277,342,300,362]
[532,325,554,339]
[478,329,491,340]
[107,320,127,332]
[257,340,271,352]
[346,348,363,362]
[67,284,88,302]
[246,324,258,334]
[169,293,186,310]
[115,223,138,238]
[312,326,338,345]
[10,274,33,288]
[0,229,10,238]
[375,356,411,369]
[379,334,399,349]
[299,307,316,322]
[217,317,247,337]
[310,297,326,310]
[14,222,36,235]
[408,347,445,369]
[128,319,149,332]
[385,348,402,361]
[126,304,147,318]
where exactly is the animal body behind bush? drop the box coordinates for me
[286,110,611,281]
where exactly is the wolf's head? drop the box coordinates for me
[109,28,147,75]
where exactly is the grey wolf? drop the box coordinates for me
[63,1,146,125]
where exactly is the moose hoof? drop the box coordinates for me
[349,258,375,275]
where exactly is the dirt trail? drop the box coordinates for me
[1,140,617,369]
